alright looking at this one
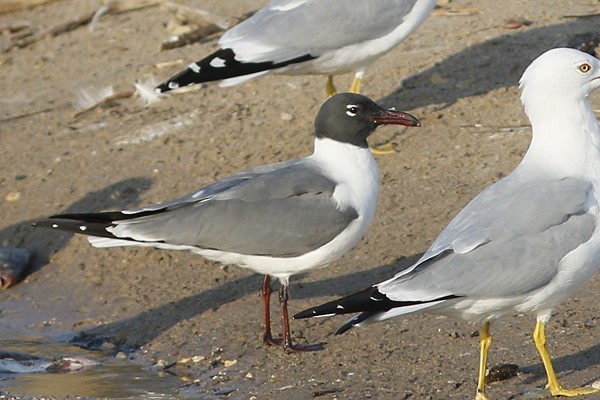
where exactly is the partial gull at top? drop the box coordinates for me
[33,93,420,353]
[156,0,437,96]
[295,48,600,399]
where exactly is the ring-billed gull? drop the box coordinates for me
[34,93,420,352]
[295,48,600,397]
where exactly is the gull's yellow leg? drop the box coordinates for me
[349,75,363,94]
[326,76,337,97]
[475,321,493,400]
[533,320,599,397]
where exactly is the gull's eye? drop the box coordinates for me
[346,104,360,117]
[578,63,592,73]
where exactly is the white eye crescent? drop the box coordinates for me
[346,104,359,117]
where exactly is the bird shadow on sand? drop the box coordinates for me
[70,254,418,353]
[0,177,153,277]
[517,341,600,389]
[378,16,600,111]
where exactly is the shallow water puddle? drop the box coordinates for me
[4,363,181,399]
[0,333,184,399]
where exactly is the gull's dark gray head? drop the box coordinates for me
[314,93,420,148]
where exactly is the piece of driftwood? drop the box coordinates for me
[102,0,165,13]
[0,20,31,33]
[160,2,236,29]
[160,25,222,50]
[0,107,55,123]
[89,0,169,31]
[3,0,167,52]
[0,0,60,15]
[73,90,134,118]
[5,10,95,51]
[159,3,254,50]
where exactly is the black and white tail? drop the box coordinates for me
[34,212,125,238]
[33,209,166,243]
[155,48,315,93]
[294,286,459,335]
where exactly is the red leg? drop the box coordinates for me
[262,275,282,346]
[279,284,325,353]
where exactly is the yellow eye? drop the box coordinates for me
[579,63,592,73]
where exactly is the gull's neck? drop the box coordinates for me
[310,136,379,202]
[311,137,377,178]
[520,92,600,179]
[310,136,379,221]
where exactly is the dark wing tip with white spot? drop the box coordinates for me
[155,48,316,93]
[293,286,461,334]
[32,212,126,239]
[293,286,399,335]
[293,286,396,320]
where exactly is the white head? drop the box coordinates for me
[518,48,600,177]
[520,48,600,118]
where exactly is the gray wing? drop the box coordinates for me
[111,162,358,257]
[379,176,595,299]
[123,160,297,214]
[221,0,422,62]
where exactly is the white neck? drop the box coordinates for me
[311,137,376,179]
[310,137,379,215]
[519,92,600,179]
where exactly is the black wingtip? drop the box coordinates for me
[334,312,376,335]
[294,285,463,337]
[155,48,260,93]
[32,212,127,239]
[155,48,316,93]
[155,65,200,93]
[293,286,388,320]
[154,82,172,94]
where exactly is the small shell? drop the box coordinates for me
[504,18,532,30]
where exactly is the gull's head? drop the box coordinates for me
[314,93,420,148]
[520,48,600,114]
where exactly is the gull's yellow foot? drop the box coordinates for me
[548,385,599,397]
[475,392,491,400]
[349,76,363,94]
[326,76,337,97]
[370,143,397,155]
[533,321,599,397]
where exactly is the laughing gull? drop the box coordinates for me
[155,0,436,96]
[296,48,600,396]
[34,93,420,352]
